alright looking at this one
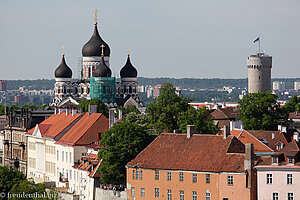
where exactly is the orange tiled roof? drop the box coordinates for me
[230,129,273,152]
[26,113,83,138]
[127,134,246,173]
[247,130,280,143]
[55,113,108,146]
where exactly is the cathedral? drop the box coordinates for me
[50,10,144,113]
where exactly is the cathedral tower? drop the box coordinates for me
[81,9,110,82]
[54,48,73,101]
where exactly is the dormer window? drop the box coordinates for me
[276,142,283,151]
[272,156,278,164]
[288,157,294,164]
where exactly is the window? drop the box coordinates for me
[70,170,72,180]
[273,192,278,200]
[227,175,233,185]
[57,150,59,161]
[288,157,293,164]
[132,170,135,180]
[167,189,171,200]
[66,169,68,179]
[131,187,135,197]
[272,156,278,163]
[136,169,140,180]
[288,193,294,200]
[205,191,211,200]
[192,174,197,183]
[57,167,59,177]
[167,172,171,181]
[140,170,143,180]
[276,142,282,150]
[192,191,197,200]
[155,188,159,198]
[287,174,293,184]
[179,190,184,200]
[141,188,145,197]
[155,171,159,180]
[62,151,64,162]
[266,174,273,184]
[70,152,72,163]
[66,152,68,163]
[206,174,210,184]
[179,172,184,182]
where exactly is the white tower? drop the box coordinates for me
[247,53,272,93]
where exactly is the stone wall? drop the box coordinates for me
[95,188,128,200]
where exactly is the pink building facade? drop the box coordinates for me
[256,134,300,200]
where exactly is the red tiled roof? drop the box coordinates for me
[55,113,108,146]
[127,134,246,173]
[26,113,83,138]
[268,133,289,151]
[258,140,300,166]
[211,107,238,120]
[247,130,280,143]
[230,130,273,152]
[38,124,51,136]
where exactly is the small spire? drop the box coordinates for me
[127,45,130,57]
[100,44,105,56]
[93,9,99,25]
[61,45,65,56]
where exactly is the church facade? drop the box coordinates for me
[50,11,143,111]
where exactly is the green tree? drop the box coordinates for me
[177,107,219,134]
[22,105,38,110]
[284,96,300,112]
[0,166,26,195]
[238,91,289,130]
[146,83,192,132]
[77,99,109,117]
[98,122,153,184]
[124,112,151,129]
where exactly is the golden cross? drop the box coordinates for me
[61,45,65,55]
[93,9,99,25]
[127,45,130,56]
[100,44,105,56]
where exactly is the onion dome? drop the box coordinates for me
[94,56,112,77]
[54,55,72,78]
[82,24,110,57]
[120,55,138,78]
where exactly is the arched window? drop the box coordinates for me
[88,67,91,78]
[205,190,211,200]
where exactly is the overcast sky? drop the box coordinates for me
[1,0,300,80]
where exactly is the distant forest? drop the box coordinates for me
[6,77,300,90]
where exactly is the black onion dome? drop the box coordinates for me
[120,55,138,77]
[94,56,112,77]
[54,55,72,78]
[82,25,110,57]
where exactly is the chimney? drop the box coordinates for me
[223,125,230,139]
[282,126,287,133]
[272,132,275,139]
[187,125,195,138]
[278,125,282,131]
[244,143,254,189]
[89,104,97,113]
[294,132,299,143]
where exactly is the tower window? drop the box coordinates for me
[259,76,261,79]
